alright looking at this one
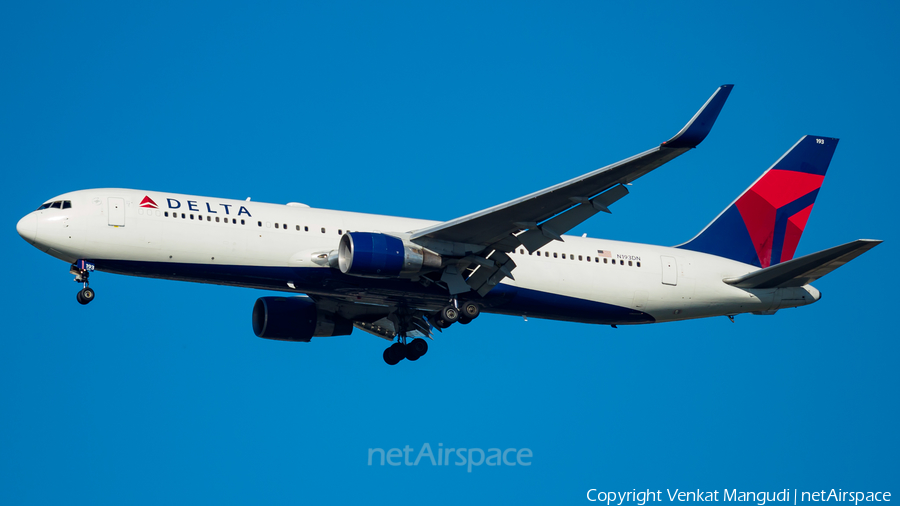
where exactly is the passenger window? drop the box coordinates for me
[628,260,633,266]
[258,221,262,227]
[321,227,326,233]
[338,229,343,235]
[561,254,566,259]
[50,201,62,209]
[275,223,279,229]
[544,252,549,257]
[215,217,219,222]
[62,201,71,209]
[594,257,599,263]
[603,258,608,264]
[620,260,624,265]
[240,219,245,225]
[190,214,194,220]
[207,216,211,221]
[296,225,300,231]
[553,253,558,258]
[165,212,169,217]
[637,262,641,267]
[283,224,287,229]
[181,213,186,219]
[578,255,583,261]
[304,226,309,232]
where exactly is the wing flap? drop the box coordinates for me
[517,184,630,252]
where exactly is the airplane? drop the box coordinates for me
[16,85,882,365]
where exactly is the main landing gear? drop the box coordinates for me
[70,262,96,305]
[383,337,429,365]
[432,301,480,329]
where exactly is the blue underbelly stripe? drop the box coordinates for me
[93,259,654,325]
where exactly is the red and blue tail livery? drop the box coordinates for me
[676,135,837,268]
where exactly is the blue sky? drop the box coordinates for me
[2,1,898,504]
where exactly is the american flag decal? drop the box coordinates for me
[597,250,612,258]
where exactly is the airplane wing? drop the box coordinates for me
[408,85,733,295]
[410,85,733,254]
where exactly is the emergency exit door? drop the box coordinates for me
[108,197,125,227]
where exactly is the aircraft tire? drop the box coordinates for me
[440,306,459,323]
[409,338,428,358]
[462,302,480,320]
[383,343,404,365]
[80,287,95,304]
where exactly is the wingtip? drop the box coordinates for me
[661,85,734,149]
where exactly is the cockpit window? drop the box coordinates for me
[36,200,72,211]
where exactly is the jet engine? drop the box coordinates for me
[337,232,441,278]
[252,296,352,342]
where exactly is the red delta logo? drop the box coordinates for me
[140,196,159,209]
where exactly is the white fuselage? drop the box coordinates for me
[17,189,821,325]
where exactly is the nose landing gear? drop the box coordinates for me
[70,261,96,305]
[76,287,95,305]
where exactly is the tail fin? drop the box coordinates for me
[676,135,838,267]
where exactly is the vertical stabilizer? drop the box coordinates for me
[676,135,838,267]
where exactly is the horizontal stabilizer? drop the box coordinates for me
[723,239,882,289]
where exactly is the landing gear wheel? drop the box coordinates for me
[383,342,405,365]
[77,287,95,305]
[440,305,459,324]
[406,338,428,361]
[407,337,428,357]
[458,315,472,325]
[462,302,480,320]
[433,318,451,329]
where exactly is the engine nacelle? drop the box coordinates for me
[338,232,441,278]
[252,296,353,342]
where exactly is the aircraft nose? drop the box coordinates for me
[16,213,37,244]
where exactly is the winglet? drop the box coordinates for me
[661,84,734,149]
